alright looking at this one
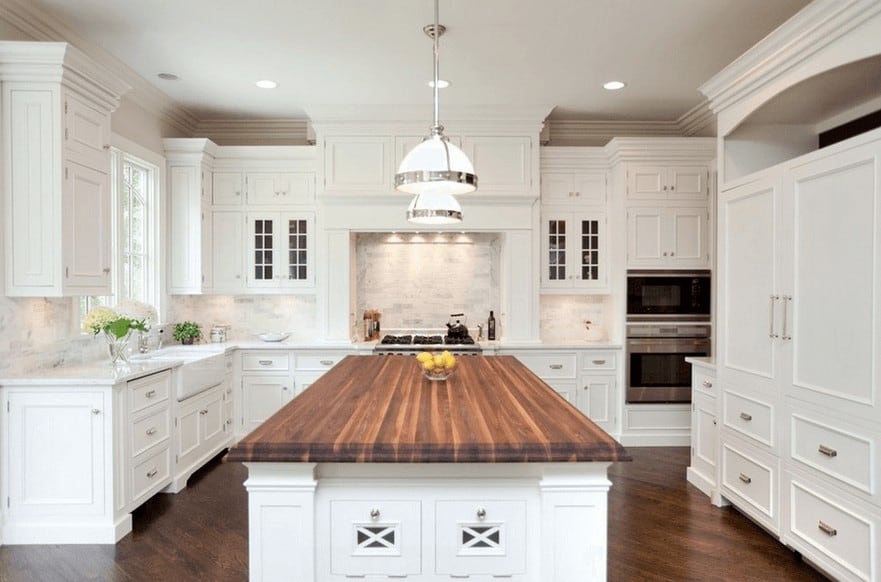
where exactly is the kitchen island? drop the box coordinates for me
[227,355,628,582]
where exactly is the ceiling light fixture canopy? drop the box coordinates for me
[398,0,477,224]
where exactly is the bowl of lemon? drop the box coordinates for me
[416,350,457,381]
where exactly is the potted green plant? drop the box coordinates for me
[172,321,202,345]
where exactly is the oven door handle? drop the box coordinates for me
[626,338,711,351]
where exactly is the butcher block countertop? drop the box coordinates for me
[227,355,628,464]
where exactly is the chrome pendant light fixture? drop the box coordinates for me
[398,0,477,224]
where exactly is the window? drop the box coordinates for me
[80,145,160,322]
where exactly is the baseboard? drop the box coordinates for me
[1,514,132,545]
[686,467,715,497]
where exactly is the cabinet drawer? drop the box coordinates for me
[789,481,873,581]
[722,444,775,520]
[130,370,171,413]
[241,351,290,371]
[582,351,617,371]
[330,500,421,577]
[296,353,346,370]
[132,446,171,504]
[693,368,716,396]
[435,500,527,577]
[791,414,874,494]
[514,353,577,378]
[723,390,773,447]
[132,408,171,457]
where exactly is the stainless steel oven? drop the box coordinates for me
[627,270,711,321]
[626,323,711,404]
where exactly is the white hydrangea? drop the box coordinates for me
[115,300,158,327]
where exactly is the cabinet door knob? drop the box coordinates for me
[476,507,486,520]
[146,390,156,398]
[103,267,111,274]
[663,252,668,256]
[146,427,157,435]
[370,508,380,520]
[91,408,101,415]
[199,409,208,415]
[670,252,675,256]
[102,144,111,151]
[702,380,713,388]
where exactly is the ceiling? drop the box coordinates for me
[29,0,811,123]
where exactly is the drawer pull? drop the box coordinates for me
[817,521,837,537]
[258,360,273,365]
[702,379,713,388]
[199,409,208,415]
[145,390,156,398]
[738,473,752,485]
[739,412,753,422]
[549,364,564,370]
[476,507,486,520]
[320,360,334,366]
[591,359,607,365]
[818,444,838,458]
[146,468,158,479]
[370,508,380,520]
[146,427,157,436]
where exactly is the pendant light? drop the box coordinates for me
[397,0,477,224]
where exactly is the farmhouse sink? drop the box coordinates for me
[131,347,227,400]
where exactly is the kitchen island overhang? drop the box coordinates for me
[227,355,629,582]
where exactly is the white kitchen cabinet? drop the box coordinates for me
[579,350,619,435]
[541,171,607,205]
[245,172,314,205]
[172,383,227,490]
[210,210,245,293]
[626,205,709,268]
[212,171,244,205]
[239,351,295,436]
[461,135,534,196]
[246,212,315,290]
[687,362,718,502]
[1,43,126,296]
[541,212,608,292]
[128,370,173,507]
[0,368,175,544]
[626,165,708,200]
[293,351,350,395]
[165,138,216,294]
[322,135,393,195]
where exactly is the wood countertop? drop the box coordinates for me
[226,355,629,464]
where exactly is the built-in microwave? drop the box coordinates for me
[626,270,711,321]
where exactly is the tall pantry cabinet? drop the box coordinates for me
[0,42,129,296]
[703,3,881,580]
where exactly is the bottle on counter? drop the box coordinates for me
[487,310,496,341]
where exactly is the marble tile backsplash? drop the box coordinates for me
[0,296,106,375]
[540,294,612,343]
[166,294,318,342]
[355,233,501,334]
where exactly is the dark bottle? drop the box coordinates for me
[487,310,496,341]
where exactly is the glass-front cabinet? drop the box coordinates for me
[246,212,315,289]
[540,212,607,292]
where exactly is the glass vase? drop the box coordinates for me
[105,330,133,365]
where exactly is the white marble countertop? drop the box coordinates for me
[685,356,716,370]
[0,339,624,385]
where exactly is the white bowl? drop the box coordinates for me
[255,332,291,342]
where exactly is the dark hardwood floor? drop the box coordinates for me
[0,448,829,582]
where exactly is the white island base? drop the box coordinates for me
[243,462,613,582]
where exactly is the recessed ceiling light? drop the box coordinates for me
[428,80,450,89]
[157,72,178,81]
[256,80,278,89]
[603,80,627,90]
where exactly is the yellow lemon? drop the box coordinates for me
[422,360,435,371]
[416,351,432,363]
[433,354,445,368]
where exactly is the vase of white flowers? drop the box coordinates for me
[83,302,155,365]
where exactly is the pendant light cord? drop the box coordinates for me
[432,0,440,132]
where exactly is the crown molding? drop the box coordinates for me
[545,119,683,146]
[676,101,716,137]
[195,119,312,145]
[1,0,198,135]
[700,0,881,118]
[604,137,716,165]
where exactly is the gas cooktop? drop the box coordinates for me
[375,333,481,354]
